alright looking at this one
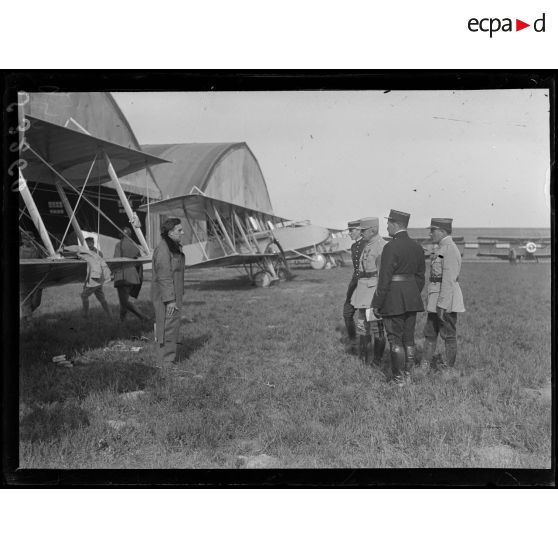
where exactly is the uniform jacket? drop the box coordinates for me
[151,238,185,344]
[113,237,142,286]
[426,235,465,313]
[351,234,387,309]
[350,237,366,280]
[371,230,425,316]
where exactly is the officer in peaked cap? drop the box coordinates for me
[350,217,387,366]
[342,219,365,354]
[371,209,426,386]
[421,218,465,375]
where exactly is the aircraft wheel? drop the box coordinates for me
[310,254,326,270]
[254,271,272,288]
[324,261,333,270]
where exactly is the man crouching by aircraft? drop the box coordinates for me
[420,218,465,375]
[350,217,387,367]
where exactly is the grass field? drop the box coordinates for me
[18,261,552,469]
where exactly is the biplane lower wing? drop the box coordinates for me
[477,252,551,260]
[20,257,152,289]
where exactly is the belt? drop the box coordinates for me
[391,274,414,282]
[360,271,377,278]
[430,276,459,283]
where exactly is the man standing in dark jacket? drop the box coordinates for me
[342,219,364,354]
[371,209,425,386]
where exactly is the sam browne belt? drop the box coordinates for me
[391,274,415,282]
[360,271,378,278]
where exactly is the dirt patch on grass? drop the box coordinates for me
[522,384,551,404]
[473,444,523,467]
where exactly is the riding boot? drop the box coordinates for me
[81,297,89,318]
[420,338,437,372]
[404,345,416,384]
[390,345,406,386]
[344,316,356,342]
[344,316,357,354]
[357,335,368,363]
[363,335,372,365]
[445,339,457,368]
[372,335,386,367]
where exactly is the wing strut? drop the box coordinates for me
[103,152,150,255]
[18,170,58,258]
[212,204,237,254]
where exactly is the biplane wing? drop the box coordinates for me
[20,256,152,289]
[22,115,169,187]
[18,117,168,315]
[140,192,294,286]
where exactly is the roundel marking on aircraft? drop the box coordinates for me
[525,242,537,254]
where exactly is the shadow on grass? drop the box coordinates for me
[21,361,159,405]
[176,333,212,361]
[20,307,155,361]
[20,402,90,442]
[192,277,258,291]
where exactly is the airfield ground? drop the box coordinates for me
[18,262,551,469]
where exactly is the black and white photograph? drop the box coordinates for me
[2,74,554,482]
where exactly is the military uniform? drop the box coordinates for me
[350,220,387,365]
[372,210,425,384]
[113,236,148,322]
[151,237,186,364]
[342,219,365,349]
[422,218,465,370]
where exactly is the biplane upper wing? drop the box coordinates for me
[20,256,152,289]
[22,115,169,193]
[477,236,551,243]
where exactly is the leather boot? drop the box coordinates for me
[372,335,386,368]
[344,316,356,342]
[363,335,371,365]
[357,335,368,363]
[404,345,416,384]
[390,345,406,386]
[420,338,437,372]
[445,340,457,367]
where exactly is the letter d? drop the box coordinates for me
[534,13,545,32]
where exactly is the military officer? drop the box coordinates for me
[371,209,425,386]
[350,217,387,366]
[421,218,465,373]
[342,219,364,354]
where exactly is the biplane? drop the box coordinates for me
[476,236,551,262]
[139,191,330,287]
[309,228,353,269]
[17,114,168,308]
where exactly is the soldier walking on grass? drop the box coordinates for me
[350,217,387,366]
[420,218,465,374]
[371,210,425,386]
[342,219,364,354]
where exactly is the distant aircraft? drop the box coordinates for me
[18,115,167,307]
[414,236,466,258]
[476,236,551,263]
[139,191,330,286]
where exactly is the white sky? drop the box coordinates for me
[113,89,550,231]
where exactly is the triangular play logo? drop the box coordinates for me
[516,19,530,31]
